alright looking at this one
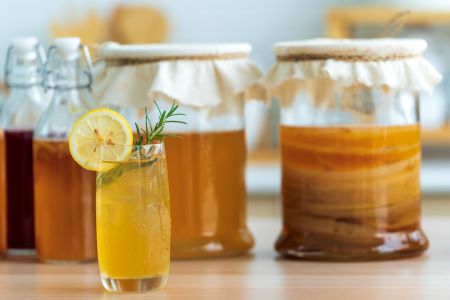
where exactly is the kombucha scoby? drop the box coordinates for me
[276,124,428,259]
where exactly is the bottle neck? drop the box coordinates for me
[51,59,81,90]
[1,82,46,130]
[48,60,93,111]
[6,58,41,88]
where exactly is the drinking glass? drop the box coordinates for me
[96,143,170,292]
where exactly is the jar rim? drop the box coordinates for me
[98,42,251,61]
[273,38,427,61]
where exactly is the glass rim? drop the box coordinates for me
[95,142,165,165]
[96,142,165,148]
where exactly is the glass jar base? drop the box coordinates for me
[7,249,36,257]
[101,275,168,293]
[171,231,254,259]
[278,246,428,261]
[275,229,429,261]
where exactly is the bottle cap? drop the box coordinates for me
[12,37,38,61]
[54,37,81,60]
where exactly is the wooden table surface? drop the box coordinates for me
[1,216,450,300]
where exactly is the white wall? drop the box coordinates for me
[0,0,378,74]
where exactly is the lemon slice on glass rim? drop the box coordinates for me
[69,108,134,172]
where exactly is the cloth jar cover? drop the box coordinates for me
[93,42,263,111]
[263,38,442,106]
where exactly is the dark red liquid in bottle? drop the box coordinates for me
[5,130,35,249]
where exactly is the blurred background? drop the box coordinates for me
[2,0,450,198]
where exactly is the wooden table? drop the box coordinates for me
[1,216,450,300]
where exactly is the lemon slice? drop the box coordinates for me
[69,108,134,172]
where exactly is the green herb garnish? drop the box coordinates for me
[134,100,186,146]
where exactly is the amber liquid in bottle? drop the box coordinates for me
[0,131,7,257]
[5,130,35,250]
[276,124,428,260]
[33,140,96,262]
[164,130,254,258]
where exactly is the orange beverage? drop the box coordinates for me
[276,124,428,260]
[164,129,254,258]
[33,140,96,262]
[0,131,6,257]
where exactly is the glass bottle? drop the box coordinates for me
[33,37,97,262]
[0,37,48,253]
[0,89,5,258]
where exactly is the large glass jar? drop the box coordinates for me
[0,37,48,253]
[33,38,97,262]
[94,43,261,258]
[264,39,442,261]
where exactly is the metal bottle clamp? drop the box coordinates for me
[4,43,46,88]
[43,44,94,91]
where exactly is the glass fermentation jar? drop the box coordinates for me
[264,39,442,261]
[94,43,262,259]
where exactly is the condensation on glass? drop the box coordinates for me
[264,39,442,261]
[94,43,262,258]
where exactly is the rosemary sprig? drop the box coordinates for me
[135,100,186,146]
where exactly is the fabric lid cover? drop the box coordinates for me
[263,38,442,105]
[93,42,262,109]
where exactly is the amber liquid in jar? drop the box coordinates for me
[0,131,6,257]
[164,130,254,258]
[276,124,428,260]
[33,140,96,262]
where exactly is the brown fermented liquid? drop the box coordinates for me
[0,132,6,257]
[164,130,254,258]
[5,130,35,250]
[276,125,428,260]
[33,140,96,262]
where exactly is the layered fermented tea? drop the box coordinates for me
[33,38,96,262]
[264,39,442,260]
[94,43,261,258]
[0,37,48,253]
